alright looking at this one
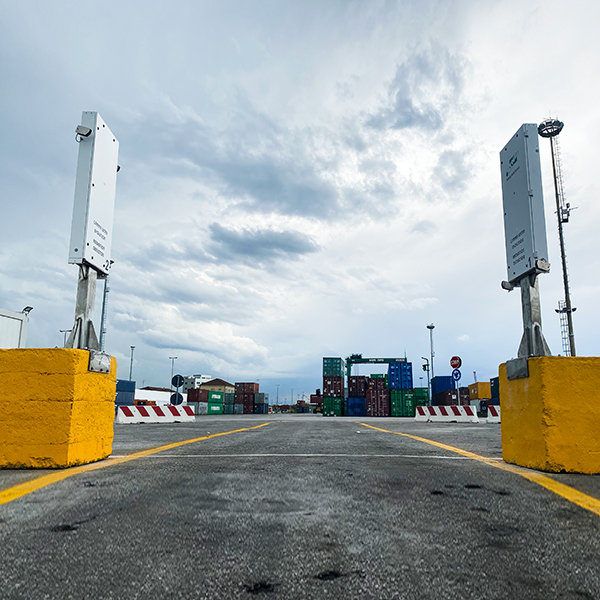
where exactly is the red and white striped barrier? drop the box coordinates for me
[487,405,501,423]
[166,405,196,422]
[415,405,479,423]
[115,405,196,424]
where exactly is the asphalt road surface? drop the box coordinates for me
[1,415,599,599]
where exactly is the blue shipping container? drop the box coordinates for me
[490,377,500,399]
[346,397,367,417]
[431,376,455,396]
[388,362,413,390]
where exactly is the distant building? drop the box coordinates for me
[182,374,212,393]
[200,378,235,394]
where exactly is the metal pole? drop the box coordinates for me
[549,136,576,356]
[129,346,135,381]
[169,357,177,392]
[66,264,99,349]
[421,357,430,404]
[99,275,110,352]
[276,384,279,404]
[517,275,551,358]
[427,324,435,379]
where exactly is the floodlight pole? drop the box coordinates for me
[549,135,576,356]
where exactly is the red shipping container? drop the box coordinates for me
[433,390,458,406]
[310,394,323,405]
[187,389,209,402]
[235,382,260,394]
[348,376,367,397]
[323,376,344,397]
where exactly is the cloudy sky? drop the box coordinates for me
[1,0,599,403]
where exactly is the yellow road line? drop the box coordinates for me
[0,422,272,506]
[358,422,600,518]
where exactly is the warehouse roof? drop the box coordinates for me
[201,378,234,387]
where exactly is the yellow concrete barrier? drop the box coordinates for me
[0,348,117,468]
[500,356,600,474]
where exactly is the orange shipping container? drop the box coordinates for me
[468,382,491,400]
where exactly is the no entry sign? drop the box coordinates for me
[450,356,462,369]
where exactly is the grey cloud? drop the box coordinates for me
[435,149,470,193]
[119,108,341,218]
[207,223,319,265]
[366,43,466,132]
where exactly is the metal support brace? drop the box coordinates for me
[65,264,99,350]
[517,274,552,358]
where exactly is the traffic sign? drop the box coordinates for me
[450,356,462,369]
[172,374,184,388]
[170,392,183,405]
[452,369,461,381]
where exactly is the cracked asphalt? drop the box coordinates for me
[1,415,599,599]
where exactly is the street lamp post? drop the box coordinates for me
[169,356,177,391]
[129,346,135,381]
[427,324,435,379]
[421,356,431,403]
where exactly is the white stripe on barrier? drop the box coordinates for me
[115,405,196,424]
[415,405,479,423]
[115,406,140,423]
[487,405,501,423]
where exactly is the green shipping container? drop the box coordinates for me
[208,391,224,403]
[323,397,344,417]
[323,357,345,377]
[223,404,234,414]
[390,390,415,417]
[208,402,223,414]
[224,393,235,404]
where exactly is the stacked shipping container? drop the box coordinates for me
[322,358,345,416]
[322,356,429,418]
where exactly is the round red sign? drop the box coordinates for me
[450,356,462,369]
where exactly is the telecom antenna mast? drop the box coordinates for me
[538,119,576,356]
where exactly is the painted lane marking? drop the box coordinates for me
[358,422,600,518]
[118,453,501,459]
[0,422,272,506]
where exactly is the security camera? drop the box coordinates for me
[501,281,515,292]
[75,125,92,137]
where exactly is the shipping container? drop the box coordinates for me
[431,376,455,396]
[208,402,223,414]
[323,357,345,377]
[323,376,344,397]
[254,403,265,414]
[208,390,224,403]
[432,389,458,406]
[255,392,266,403]
[223,403,234,414]
[243,402,254,414]
[323,397,344,417]
[366,389,390,417]
[310,394,323,405]
[234,392,255,405]
[490,377,500,400]
[388,362,413,390]
[233,403,244,414]
[235,382,259,394]
[346,397,367,417]
[224,393,235,405]
[390,389,415,417]
[468,382,491,400]
[348,376,368,398]
[413,387,429,405]
[187,388,209,403]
